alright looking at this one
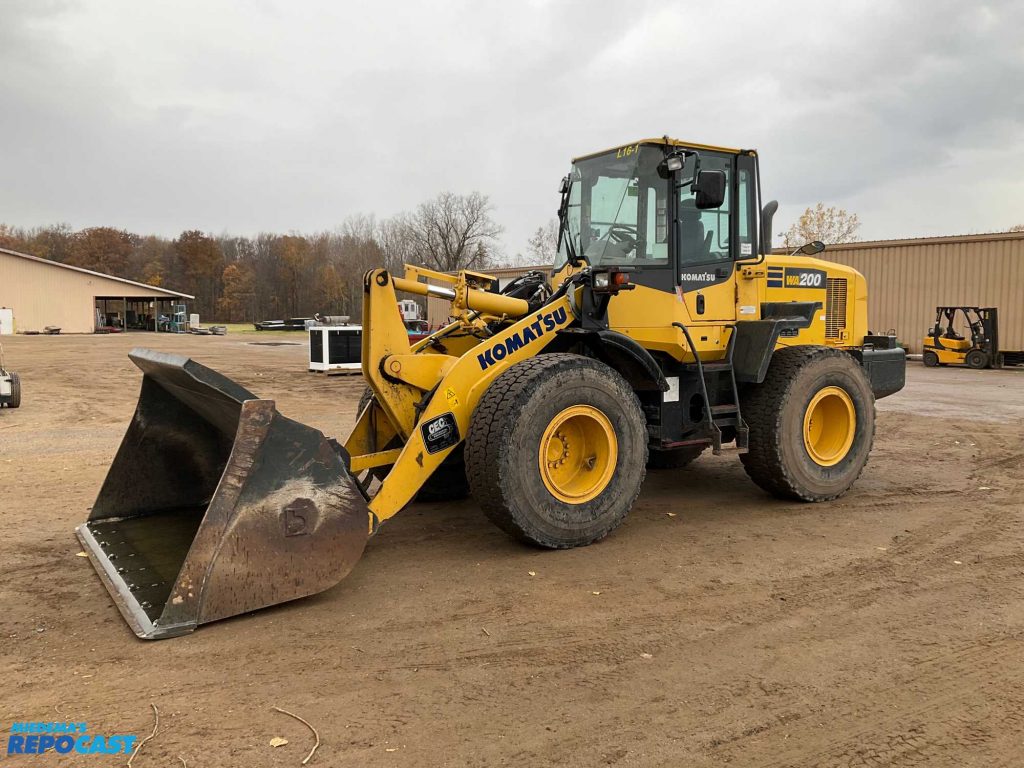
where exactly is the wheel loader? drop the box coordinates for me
[77,138,906,639]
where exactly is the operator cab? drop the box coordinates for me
[553,139,763,295]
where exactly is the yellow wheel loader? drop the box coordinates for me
[77,138,906,639]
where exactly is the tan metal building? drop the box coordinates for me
[812,231,1024,353]
[0,247,193,334]
[426,233,1023,354]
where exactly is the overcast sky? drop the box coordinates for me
[2,0,1022,258]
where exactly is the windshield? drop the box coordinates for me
[556,144,668,270]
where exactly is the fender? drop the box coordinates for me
[733,301,820,383]
[554,327,668,392]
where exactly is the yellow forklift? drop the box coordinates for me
[921,306,1000,369]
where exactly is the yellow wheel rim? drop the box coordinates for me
[539,405,618,504]
[803,386,856,467]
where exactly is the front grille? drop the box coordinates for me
[825,278,848,339]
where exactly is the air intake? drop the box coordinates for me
[825,278,848,339]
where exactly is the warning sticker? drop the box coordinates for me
[445,387,460,407]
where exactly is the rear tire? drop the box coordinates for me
[922,350,939,367]
[965,349,989,369]
[740,346,875,502]
[647,444,704,469]
[465,353,647,549]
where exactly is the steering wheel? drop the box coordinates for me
[607,223,638,246]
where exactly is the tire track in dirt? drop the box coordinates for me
[710,632,1024,767]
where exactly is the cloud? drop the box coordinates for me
[1,0,1022,253]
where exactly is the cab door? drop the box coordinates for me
[674,152,746,323]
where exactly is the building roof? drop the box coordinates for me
[776,230,1024,253]
[0,247,194,299]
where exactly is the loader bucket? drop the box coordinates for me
[76,348,369,640]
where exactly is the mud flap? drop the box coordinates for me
[76,348,369,640]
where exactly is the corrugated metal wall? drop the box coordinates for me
[0,250,189,333]
[817,232,1024,353]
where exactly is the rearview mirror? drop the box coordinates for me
[798,240,826,255]
[694,170,727,210]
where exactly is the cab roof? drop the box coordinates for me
[573,138,748,163]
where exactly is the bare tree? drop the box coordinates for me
[1008,224,1024,232]
[525,219,559,265]
[782,204,861,248]
[404,191,503,272]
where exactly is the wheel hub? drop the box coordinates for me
[803,386,856,467]
[539,406,617,504]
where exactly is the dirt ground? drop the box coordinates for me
[2,333,1023,767]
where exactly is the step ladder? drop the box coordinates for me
[672,323,749,455]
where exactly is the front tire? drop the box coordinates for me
[922,350,939,367]
[965,349,989,369]
[740,347,875,501]
[465,354,647,548]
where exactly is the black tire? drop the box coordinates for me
[2,372,19,409]
[965,349,989,369]
[357,385,374,415]
[415,443,469,502]
[465,353,647,549]
[922,350,939,367]
[647,444,704,469]
[740,346,875,502]
[357,386,469,501]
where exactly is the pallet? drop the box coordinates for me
[309,363,363,376]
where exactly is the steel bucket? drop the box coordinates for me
[76,348,369,639]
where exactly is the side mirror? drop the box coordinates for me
[694,170,727,210]
[760,200,778,255]
[798,240,826,255]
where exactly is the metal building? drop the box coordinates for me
[817,231,1024,353]
[425,231,1024,354]
[0,247,194,334]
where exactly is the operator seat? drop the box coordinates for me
[679,199,711,262]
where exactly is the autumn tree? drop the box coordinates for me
[67,227,138,275]
[174,230,223,316]
[0,224,18,250]
[782,204,861,248]
[217,262,256,322]
[275,235,314,316]
[404,191,503,271]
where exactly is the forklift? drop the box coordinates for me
[921,306,1000,369]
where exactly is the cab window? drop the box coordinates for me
[678,153,731,266]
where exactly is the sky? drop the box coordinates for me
[2,0,1022,259]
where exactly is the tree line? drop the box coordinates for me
[0,191,507,322]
